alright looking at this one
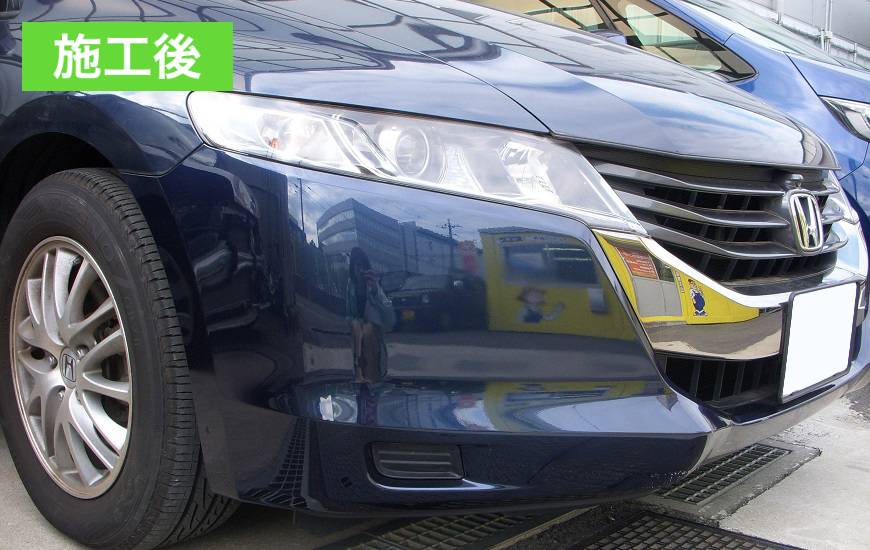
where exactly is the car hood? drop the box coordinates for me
[222,0,835,168]
[789,53,870,104]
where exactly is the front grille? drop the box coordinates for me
[656,353,781,407]
[585,147,845,288]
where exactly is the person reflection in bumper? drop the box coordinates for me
[346,247,395,383]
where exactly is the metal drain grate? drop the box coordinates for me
[360,515,527,549]
[573,512,801,549]
[657,443,790,505]
[320,513,566,550]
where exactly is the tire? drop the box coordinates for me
[0,169,237,548]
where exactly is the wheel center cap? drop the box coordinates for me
[60,352,77,387]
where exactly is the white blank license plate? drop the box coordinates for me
[782,283,857,401]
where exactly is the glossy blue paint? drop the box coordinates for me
[0,0,840,170]
[644,0,870,184]
[146,146,870,511]
[723,34,869,178]
[151,146,711,503]
[788,54,870,104]
[260,0,835,167]
[1,0,869,514]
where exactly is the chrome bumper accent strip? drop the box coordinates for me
[595,220,867,359]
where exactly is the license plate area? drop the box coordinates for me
[781,282,858,402]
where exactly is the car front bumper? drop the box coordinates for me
[138,146,870,514]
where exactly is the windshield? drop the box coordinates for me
[679,0,864,69]
[401,275,451,291]
[471,0,756,80]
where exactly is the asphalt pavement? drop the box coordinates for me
[0,385,867,549]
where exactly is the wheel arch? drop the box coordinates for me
[0,93,208,367]
[0,147,225,492]
[0,133,217,472]
[0,98,262,498]
[0,93,202,240]
[0,168,238,545]
[0,132,113,240]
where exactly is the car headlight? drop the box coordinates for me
[187,92,643,234]
[822,97,870,142]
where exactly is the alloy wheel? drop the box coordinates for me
[10,237,132,499]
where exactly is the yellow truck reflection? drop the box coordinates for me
[597,234,759,325]
[480,380,666,432]
[480,228,636,339]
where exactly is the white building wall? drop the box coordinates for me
[740,0,870,67]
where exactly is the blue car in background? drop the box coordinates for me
[474,0,870,231]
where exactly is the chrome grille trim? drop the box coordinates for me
[642,222,846,260]
[595,162,788,196]
[590,157,846,286]
[616,192,790,228]
[821,210,846,225]
[596,226,866,358]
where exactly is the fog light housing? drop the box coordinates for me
[371,443,464,480]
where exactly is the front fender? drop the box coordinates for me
[0,92,201,175]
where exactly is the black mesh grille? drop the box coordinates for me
[664,244,836,282]
[656,354,781,406]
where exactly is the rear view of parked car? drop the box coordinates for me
[0,1,868,549]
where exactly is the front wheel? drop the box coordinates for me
[0,169,237,548]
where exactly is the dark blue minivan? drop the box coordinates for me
[0,1,868,548]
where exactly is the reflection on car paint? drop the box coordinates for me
[347,246,394,383]
[481,228,635,337]
[309,378,672,433]
[301,185,644,363]
[598,233,761,325]
[390,273,488,332]
[157,147,666,480]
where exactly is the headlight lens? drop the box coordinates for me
[822,97,870,142]
[187,92,643,233]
